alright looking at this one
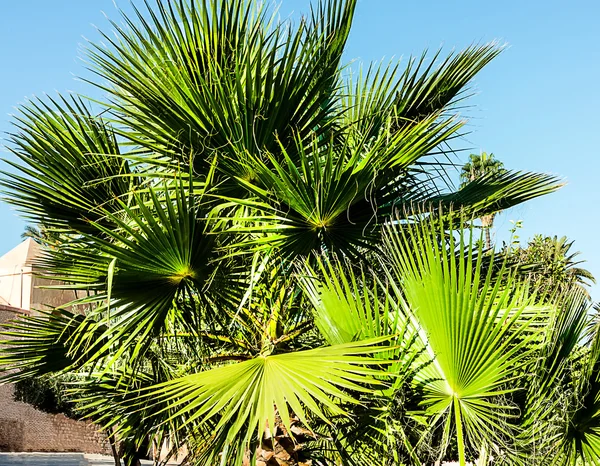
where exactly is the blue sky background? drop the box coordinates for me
[0,0,598,300]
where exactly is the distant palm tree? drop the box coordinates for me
[21,224,59,245]
[517,234,596,297]
[21,225,42,242]
[460,152,507,248]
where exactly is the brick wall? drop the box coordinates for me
[0,305,111,454]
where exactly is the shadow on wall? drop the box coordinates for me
[0,420,25,452]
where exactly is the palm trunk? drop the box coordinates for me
[485,228,492,250]
[120,438,147,466]
[108,429,120,466]
[249,415,314,466]
[481,214,496,249]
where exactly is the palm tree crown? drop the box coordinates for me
[460,152,506,186]
[515,234,596,297]
[1,2,592,466]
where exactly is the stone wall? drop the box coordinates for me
[0,305,111,454]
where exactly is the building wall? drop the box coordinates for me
[0,267,32,310]
[0,305,111,454]
[30,275,82,313]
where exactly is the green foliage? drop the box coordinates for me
[460,152,507,187]
[13,375,78,418]
[382,214,547,464]
[457,152,513,249]
[0,1,587,465]
[514,234,596,297]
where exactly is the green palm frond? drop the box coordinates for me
[429,170,563,219]
[0,310,105,382]
[31,177,247,368]
[229,111,462,258]
[393,44,503,124]
[537,291,592,395]
[299,256,430,464]
[123,338,392,465]
[86,0,356,178]
[382,211,548,465]
[556,321,600,466]
[299,255,398,345]
[2,95,134,232]
[341,44,503,137]
[72,365,193,464]
[511,290,594,465]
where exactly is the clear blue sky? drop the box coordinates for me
[0,0,598,300]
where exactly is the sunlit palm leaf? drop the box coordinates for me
[556,319,600,466]
[428,170,563,218]
[33,178,246,368]
[86,0,356,179]
[127,338,391,465]
[512,291,594,465]
[299,256,397,345]
[299,255,429,464]
[382,211,547,464]
[340,44,502,140]
[229,112,462,258]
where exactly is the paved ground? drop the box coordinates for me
[0,453,157,465]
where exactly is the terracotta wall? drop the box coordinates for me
[0,305,111,454]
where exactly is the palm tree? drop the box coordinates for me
[300,213,547,465]
[21,225,41,242]
[4,211,600,465]
[515,235,596,298]
[0,0,570,464]
[21,223,61,245]
[460,152,507,248]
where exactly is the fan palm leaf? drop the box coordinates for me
[299,255,428,464]
[26,176,248,370]
[0,310,105,382]
[86,0,356,178]
[382,211,548,465]
[118,338,392,465]
[506,290,593,465]
[2,95,134,232]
